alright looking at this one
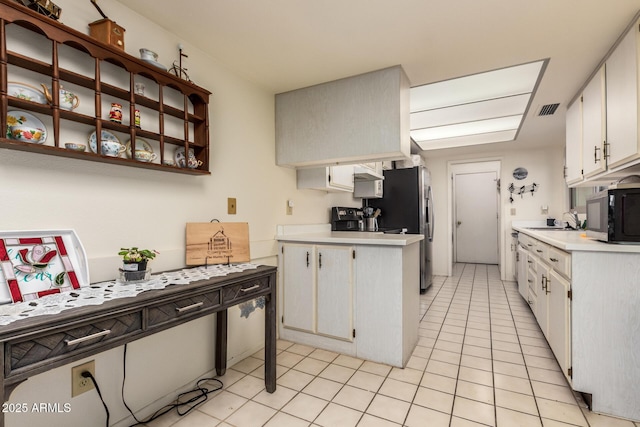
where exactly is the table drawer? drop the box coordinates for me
[222,276,271,304]
[8,311,142,372]
[548,247,571,279]
[147,290,221,328]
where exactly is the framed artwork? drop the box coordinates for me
[0,230,89,304]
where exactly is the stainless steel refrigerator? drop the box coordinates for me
[364,166,434,292]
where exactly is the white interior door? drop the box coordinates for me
[454,171,499,264]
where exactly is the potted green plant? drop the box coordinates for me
[118,247,158,281]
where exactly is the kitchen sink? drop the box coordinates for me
[526,227,575,231]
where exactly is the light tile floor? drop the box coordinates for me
[148,264,640,427]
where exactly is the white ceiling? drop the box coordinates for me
[116,0,640,154]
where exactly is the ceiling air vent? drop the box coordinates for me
[537,103,560,116]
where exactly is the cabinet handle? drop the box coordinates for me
[64,329,111,346]
[527,279,533,283]
[604,141,610,159]
[240,284,261,293]
[536,249,543,253]
[527,244,533,247]
[306,251,309,267]
[176,302,204,313]
[594,145,601,163]
[549,257,559,262]
[527,260,533,264]
[541,274,547,292]
[545,276,551,295]
[318,253,322,269]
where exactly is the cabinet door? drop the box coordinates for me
[316,245,354,341]
[565,97,583,185]
[329,165,355,191]
[517,246,529,299]
[282,244,316,333]
[535,260,550,338]
[606,23,640,168]
[547,269,572,382]
[582,67,607,178]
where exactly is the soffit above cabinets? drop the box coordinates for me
[410,60,548,151]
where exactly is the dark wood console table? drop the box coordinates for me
[0,265,277,427]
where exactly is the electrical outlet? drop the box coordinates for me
[286,199,293,215]
[510,207,516,216]
[228,198,237,215]
[71,360,95,397]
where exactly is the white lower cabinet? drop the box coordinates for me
[316,246,354,340]
[535,259,550,336]
[547,269,571,380]
[281,243,354,341]
[282,243,315,333]
[517,232,572,383]
[516,245,528,298]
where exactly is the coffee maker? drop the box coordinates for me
[331,207,363,231]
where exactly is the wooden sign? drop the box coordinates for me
[186,222,250,266]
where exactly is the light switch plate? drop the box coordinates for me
[228,198,237,215]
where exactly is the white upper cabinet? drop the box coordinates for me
[567,16,640,185]
[565,97,583,185]
[297,165,355,192]
[606,21,640,168]
[276,66,411,167]
[582,66,607,178]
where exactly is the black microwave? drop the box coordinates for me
[586,186,640,243]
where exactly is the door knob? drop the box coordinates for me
[457,221,462,226]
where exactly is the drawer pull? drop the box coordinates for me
[65,329,111,346]
[240,284,260,293]
[176,302,204,313]
[536,249,543,253]
[549,257,559,262]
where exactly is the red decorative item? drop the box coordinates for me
[109,102,122,123]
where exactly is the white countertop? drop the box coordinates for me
[513,226,640,253]
[276,230,424,246]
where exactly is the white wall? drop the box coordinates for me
[1,2,354,426]
[425,145,567,281]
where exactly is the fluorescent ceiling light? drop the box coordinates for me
[410,60,547,150]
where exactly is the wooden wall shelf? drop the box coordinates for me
[0,0,211,174]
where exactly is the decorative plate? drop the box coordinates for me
[124,138,153,158]
[7,82,47,104]
[0,229,89,304]
[513,167,528,180]
[88,129,121,154]
[6,110,47,143]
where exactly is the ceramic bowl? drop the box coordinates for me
[134,149,157,162]
[64,143,86,152]
[10,125,46,143]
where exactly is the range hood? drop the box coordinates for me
[353,165,384,181]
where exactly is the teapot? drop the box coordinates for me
[41,84,80,111]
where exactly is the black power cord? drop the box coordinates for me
[121,344,224,426]
[81,371,110,427]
